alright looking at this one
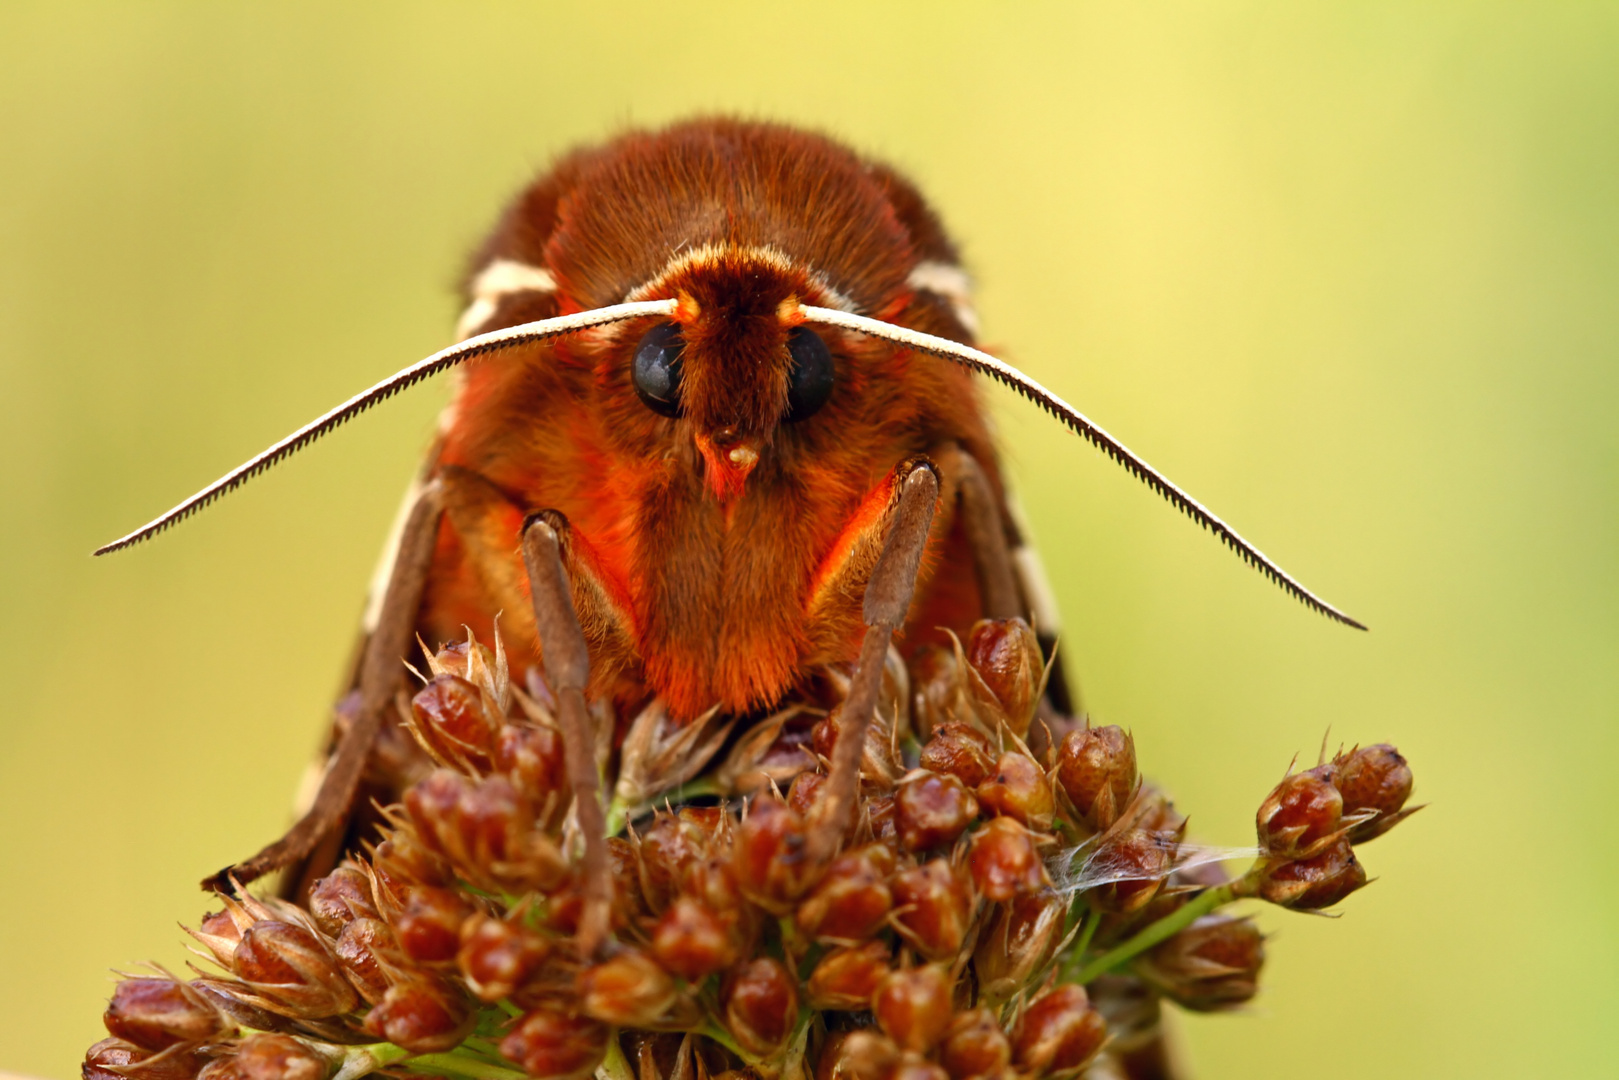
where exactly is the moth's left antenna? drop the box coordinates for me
[94,299,677,555]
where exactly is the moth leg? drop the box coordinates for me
[520,512,612,958]
[205,479,444,892]
[934,443,1078,720]
[807,459,940,865]
[934,442,1020,620]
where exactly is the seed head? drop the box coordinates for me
[1261,837,1368,910]
[873,965,954,1053]
[651,895,738,980]
[966,817,1048,902]
[1055,725,1136,832]
[307,867,378,936]
[889,859,974,960]
[1135,914,1265,1012]
[233,1033,334,1080]
[893,771,979,853]
[917,723,998,789]
[410,673,502,770]
[796,843,896,943]
[965,617,1045,737]
[1256,765,1344,859]
[938,1008,1011,1080]
[722,958,799,1056]
[500,1008,609,1080]
[103,976,229,1051]
[1010,984,1107,1075]
[361,975,474,1053]
[333,917,398,1005]
[816,1030,901,1080]
[973,893,1066,1005]
[975,751,1055,832]
[1333,744,1417,843]
[578,948,678,1027]
[393,886,474,965]
[731,794,817,913]
[1087,830,1175,916]
[457,914,550,1002]
[807,940,892,1011]
[232,920,358,1019]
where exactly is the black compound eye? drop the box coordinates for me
[632,322,685,417]
[783,326,834,422]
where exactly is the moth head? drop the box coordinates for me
[626,249,838,502]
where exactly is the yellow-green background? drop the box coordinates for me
[2,2,1614,1076]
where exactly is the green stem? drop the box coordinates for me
[1071,905,1100,963]
[1069,882,1237,985]
[405,1052,530,1080]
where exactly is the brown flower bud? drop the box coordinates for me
[406,771,564,891]
[918,723,997,789]
[197,1059,246,1080]
[787,769,827,818]
[975,752,1055,831]
[722,958,798,1056]
[307,867,378,936]
[1334,744,1416,843]
[967,817,1048,902]
[103,977,228,1051]
[1135,914,1265,1012]
[334,918,397,1005]
[1261,837,1367,910]
[939,1008,1011,1080]
[873,965,953,1053]
[234,1034,333,1080]
[457,914,550,1002]
[371,827,450,890]
[393,886,474,964]
[84,1038,199,1080]
[894,772,978,853]
[891,1062,950,1080]
[579,949,677,1027]
[890,859,974,960]
[635,811,708,914]
[816,1030,901,1080]
[1056,725,1136,832]
[651,895,738,980]
[974,892,1065,1004]
[500,1008,609,1080]
[1010,984,1107,1075]
[362,976,474,1054]
[493,721,568,805]
[1088,829,1175,915]
[233,921,358,1019]
[411,674,501,768]
[732,794,816,913]
[188,908,246,969]
[797,844,896,943]
[1256,765,1343,858]
[965,618,1044,736]
[807,940,892,1010]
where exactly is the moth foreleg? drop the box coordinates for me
[520,512,613,959]
[204,479,445,893]
[807,459,940,865]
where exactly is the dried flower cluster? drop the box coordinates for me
[86,619,1417,1080]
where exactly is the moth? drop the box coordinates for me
[98,119,1360,934]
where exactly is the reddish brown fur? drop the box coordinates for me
[423,119,1004,720]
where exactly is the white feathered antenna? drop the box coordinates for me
[92,299,678,555]
[799,306,1366,630]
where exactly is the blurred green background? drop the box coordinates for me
[2,2,1615,1076]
